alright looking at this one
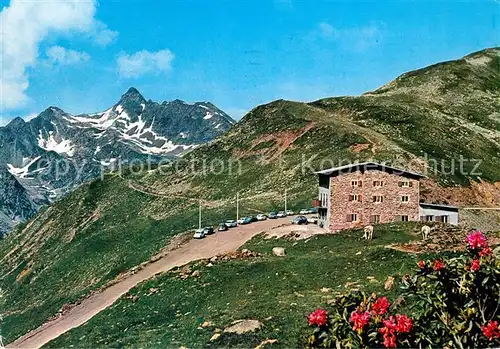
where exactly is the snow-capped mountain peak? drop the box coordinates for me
[0,87,235,235]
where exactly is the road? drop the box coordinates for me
[8,218,290,349]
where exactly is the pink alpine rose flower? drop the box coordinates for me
[479,246,493,257]
[395,314,413,333]
[465,230,488,250]
[471,259,481,272]
[308,308,328,326]
[433,259,445,271]
[350,310,370,332]
[481,320,500,341]
[372,297,391,315]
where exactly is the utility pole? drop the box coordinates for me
[198,200,202,230]
[285,189,287,212]
[236,192,240,221]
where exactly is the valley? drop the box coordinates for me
[0,47,499,348]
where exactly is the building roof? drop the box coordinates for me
[315,162,425,178]
[419,203,459,212]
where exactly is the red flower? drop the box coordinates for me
[433,259,445,271]
[308,308,328,326]
[479,246,493,257]
[379,321,397,348]
[372,297,391,315]
[481,320,500,341]
[350,310,370,332]
[465,230,488,250]
[471,259,481,272]
[395,314,413,333]
[382,316,397,331]
[417,260,425,269]
[382,331,397,348]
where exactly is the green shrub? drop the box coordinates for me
[305,231,500,348]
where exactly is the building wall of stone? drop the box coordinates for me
[328,170,420,231]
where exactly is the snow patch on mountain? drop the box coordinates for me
[204,112,213,120]
[37,131,75,156]
[7,157,43,178]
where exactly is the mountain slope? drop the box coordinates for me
[0,88,234,235]
[0,48,499,345]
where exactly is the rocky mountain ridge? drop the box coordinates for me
[0,88,234,235]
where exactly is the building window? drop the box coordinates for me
[422,215,434,222]
[347,213,358,222]
[373,180,383,187]
[370,215,380,224]
[320,193,328,208]
[351,180,362,187]
[436,215,449,223]
[349,194,361,202]
[400,215,409,222]
[401,195,409,203]
[399,180,412,188]
[372,195,384,203]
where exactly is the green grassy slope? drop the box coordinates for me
[0,48,499,344]
[45,224,433,348]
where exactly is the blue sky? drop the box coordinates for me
[0,0,498,125]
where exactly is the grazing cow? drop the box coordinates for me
[363,225,374,240]
[421,225,432,240]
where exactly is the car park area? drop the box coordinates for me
[193,208,319,239]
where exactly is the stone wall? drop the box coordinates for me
[328,170,420,231]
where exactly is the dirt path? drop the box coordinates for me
[8,218,290,349]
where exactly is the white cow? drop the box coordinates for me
[421,225,432,240]
[363,225,374,240]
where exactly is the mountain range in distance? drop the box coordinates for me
[0,88,235,235]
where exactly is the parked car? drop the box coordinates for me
[310,207,317,214]
[268,212,278,219]
[203,226,215,235]
[277,211,287,218]
[256,214,267,221]
[299,208,311,215]
[286,210,295,216]
[248,216,258,223]
[237,217,251,225]
[193,229,205,239]
[292,215,308,225]
[307,215,319,224]
[225,220,237,228]
[218,223,228,231]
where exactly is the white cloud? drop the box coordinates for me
[46,46,90,65]
[117,49,175,78]
[0,0,117,111]
[91,20,119,46]
[315,22,385,51]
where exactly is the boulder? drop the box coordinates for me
[224,319,263,334]
[272,247,286,257]
[384,276,395,291]
[210,333,221,341]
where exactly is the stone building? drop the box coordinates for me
[316,162,458,231]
